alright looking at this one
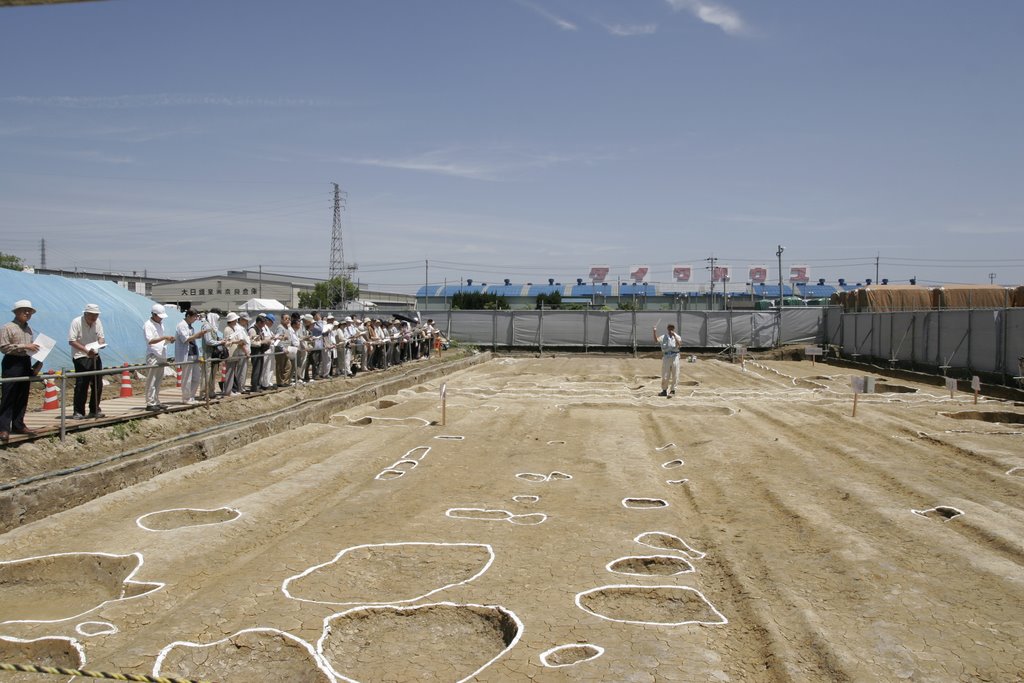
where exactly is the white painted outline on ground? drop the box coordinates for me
[446,508,548,526]
[911,506,964,521]
[154,628,334,682]
[661,459,684,469]
[512,495,540,503]
[655,443,676,451]
[0,635,85,680]
[538,643,605,668]
[282,542,495,607]
[515,471,573,483]
[435,435,465,441]
[1006,466,1023,476]
[374,469,406,480]
[136,507,242,532]
[342,415,432,428]
[317,601,524,683]
[406,446,431,461]
[546,440,566,445]
[622,497,669,509]
[605,554,695,576]
[0,552,164,627]
[665,479,689,485]
[574,584,728,626]
[634,531,706,560]
[75,621,118,637]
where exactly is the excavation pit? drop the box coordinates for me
[912,506,964,522]
[137,507,240,531]
[156,629,331,683]
[0,636,83,682]
[283,542,494,606]
[874,382,917,394]
[575,585,727,626]
[319,603,522,683]
[540,643,604,668]
[622,497,669,509]
[634,532,706,560]
[940,411,1024,425]
[606,555,695,576]
[0,552,160,623]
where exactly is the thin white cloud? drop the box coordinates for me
[42,149,136,165]
[338,146,605,181]
[601,22,658,37]
[514,0,577,31]
[2,94,324,108]
[665,0,747,36]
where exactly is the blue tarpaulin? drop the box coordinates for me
[0,269,184,372]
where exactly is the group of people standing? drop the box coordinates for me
[0,299,448,440]
[211,310,444,398]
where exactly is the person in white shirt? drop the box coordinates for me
[274,313,294,387]
[68,303,106,419]
[174,308,206,404]
[223,312,250,396]
[653,323,683,397]
[144,304,175,410]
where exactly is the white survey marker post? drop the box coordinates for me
[804,345,823,366]
[850,376,865,417]
[440,382,447,426]
[945,377,957,399]
[971,375,981,404]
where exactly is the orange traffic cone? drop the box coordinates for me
[175,365,182,388]
[220,362,227,386]
[119,364,134,398]
[42,372,59,410]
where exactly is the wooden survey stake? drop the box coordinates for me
[971,376,981,404]
[440,382,447,426]
[850,376,865,417]
[945,377,957,399]
[805,345,823,366]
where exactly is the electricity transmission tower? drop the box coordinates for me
[329,183,356,307]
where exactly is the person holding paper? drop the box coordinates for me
[68,303,106,419]
[0,300,41,442]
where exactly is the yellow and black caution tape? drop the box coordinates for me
[0,662,214,683]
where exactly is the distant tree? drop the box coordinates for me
[617,300,640,311]
[298,276,359,309]
[451,292,509,310]
[535,291,562,309]
[0,252,24,271]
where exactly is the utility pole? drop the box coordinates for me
[989,272,997,285]
[875,252,880,284]
[706,255,717,311]
[329,182,350,308]
[776,245,785,346]
[425,260,429,311]
[40,238,46,270]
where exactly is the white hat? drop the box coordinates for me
[326,314,336,320]
[12,299,36,313]
[84,303,101,315]
[225,312,239,322]
[344,316,352,322]
[151,303,168,319]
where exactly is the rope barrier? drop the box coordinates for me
[0,662,214,683]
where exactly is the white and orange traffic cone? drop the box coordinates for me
[119,364,134,398]
[175,365,182,388]
[42,372,59,410]
[220,362,227,387]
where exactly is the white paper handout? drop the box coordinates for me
[31,333,56,363]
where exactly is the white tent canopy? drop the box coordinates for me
[240,298,286,312]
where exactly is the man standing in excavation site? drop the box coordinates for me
[653,323,683,397]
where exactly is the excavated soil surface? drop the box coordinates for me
[0,356,1022,681]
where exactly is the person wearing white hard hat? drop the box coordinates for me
[143,303,175,411]
[68,303,106,419]
[0,300,42,442]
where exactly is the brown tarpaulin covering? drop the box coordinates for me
[930,285,1011,309]
[1011,286,1024,308]
[851,286,932,312]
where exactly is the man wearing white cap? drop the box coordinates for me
[221,312,248,396]
[68,303,106,419]
[0,300,42,442]
[143,303,175,411]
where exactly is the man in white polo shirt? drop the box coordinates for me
[68,303,106,419]
[144,304,175,411]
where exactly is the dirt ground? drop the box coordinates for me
[0,355,1022,682]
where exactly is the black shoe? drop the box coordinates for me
[658,390,668,397]
[89,411,106,419]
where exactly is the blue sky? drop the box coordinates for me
[2,0,1022,293]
